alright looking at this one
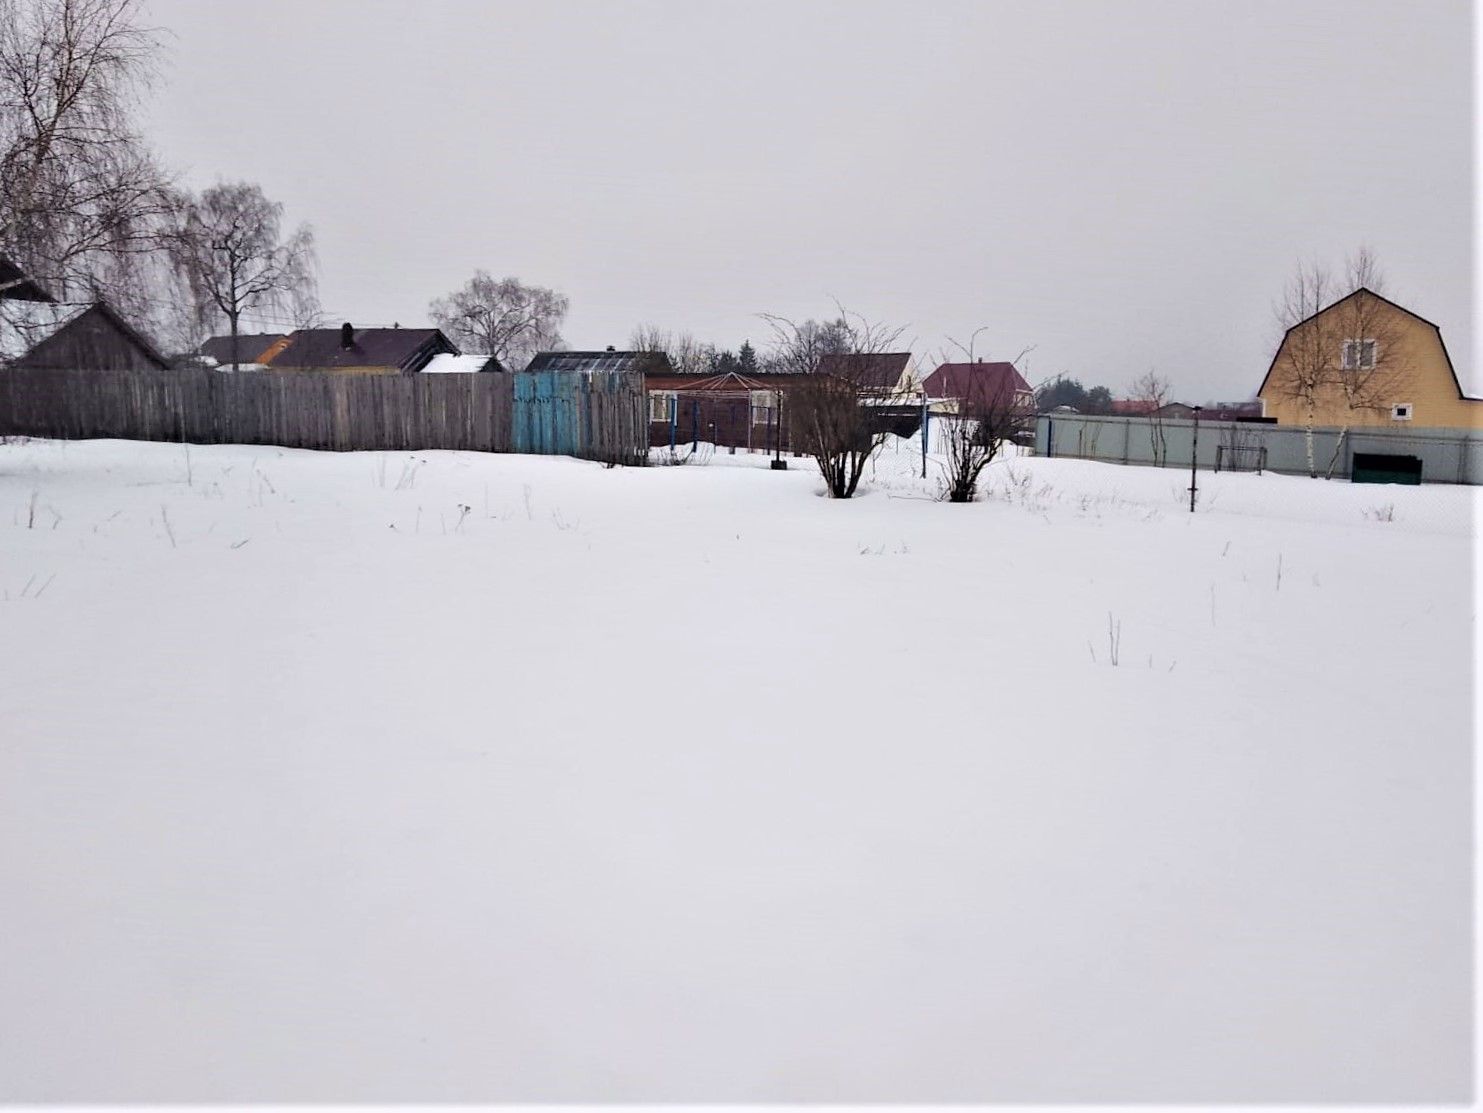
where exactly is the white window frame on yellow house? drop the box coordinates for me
[1342,339,1377,371]
[1391,402,1413,422]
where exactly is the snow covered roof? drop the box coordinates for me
[420,352,502,374]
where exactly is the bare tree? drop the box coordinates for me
[628,324,713,375]
[169,182,318,370]
[1272,247,1412,477]
[760,305,908,499]
[1128,370,1172,466]
[757,314,852,376]
[0,0,172,322]
[934,333,1035,502]
[429,271,567,371]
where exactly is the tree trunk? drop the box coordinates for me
[1303,404,1317,478]
[229,310,240,373]
[1324,426,1349,480]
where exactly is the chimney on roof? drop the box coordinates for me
[605,345,615,352]
[340,322,354,349]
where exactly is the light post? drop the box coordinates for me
[771,388,788,470]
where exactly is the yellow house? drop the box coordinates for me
[1258,288,1483,430]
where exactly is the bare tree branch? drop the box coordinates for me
[429,271,568,371]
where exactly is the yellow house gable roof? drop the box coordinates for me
[1257,286,1477,403]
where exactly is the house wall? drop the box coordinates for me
[1260,301,1483,430]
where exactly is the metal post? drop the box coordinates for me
[920,391,928,479]
[1189,405,1202,513]
[771,389,787,470]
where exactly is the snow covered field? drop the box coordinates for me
[0,436,1473,1102]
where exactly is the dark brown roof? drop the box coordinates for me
[526,350,672,374]
[923,361,1031,404]
[265,327,457,372]
[0,256,54,303]
[817,351,911,390]
[198,333,288,365]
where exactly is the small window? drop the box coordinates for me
[751,390,777,420]
[1342,339,1377,371]
[649,392,675,422]
[1391,403,1412,422]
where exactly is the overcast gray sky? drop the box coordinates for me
[144,0,1473,400]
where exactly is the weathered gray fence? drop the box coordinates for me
[1034,412,1483,484]
[0,367,649,464]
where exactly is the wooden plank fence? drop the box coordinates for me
[0,367,649,464]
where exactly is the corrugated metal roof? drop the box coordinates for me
[526,350,672,375]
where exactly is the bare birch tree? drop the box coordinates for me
[0,0,172,321]
[169,182,318,370]
[429,271,568,371]
[1273,247,1412,477]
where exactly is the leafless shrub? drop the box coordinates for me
[937,389,1032,504]
[652,441,713,467]
[759,304,910,499]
